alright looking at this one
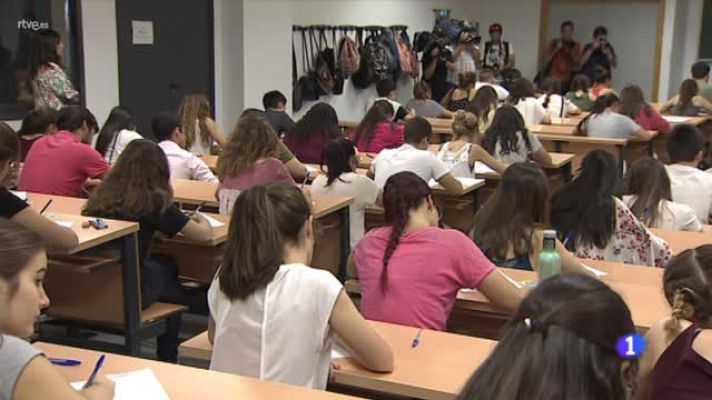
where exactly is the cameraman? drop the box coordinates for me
[580,26,617,82]
[446,28,482,86]
[422,41,455,103]
[543,20,582,93]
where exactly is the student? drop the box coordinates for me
[467,85,499,133]
[623,158,701,232]
[19,106,108,197]
[0,220,114,400]
[664,124,712,223]
[538,77,580,119]
[551,150,671,267]
[154,112,217,182]
[442,72,477,112]
[590,68,613,99]
[483,105,552,165]
[508,78,551,125]
[84,140,212,361]
[618,85,671,134]
[565,74,595,112]
[352,100,404,154]
[458,273,637,400]
[635,245,712,399]
[475,69,509,101]
[371,79,411,121]
[437,110,507,177]
[405,81,453,119]
[351,171,522,330]
[0,122,78,250]
[178,92,228,154]
[371,117,463,193]
[94,106,142,165]
[28,29,79,110]
[208,182,394,388]
[472,163,587,272]
[262,90,296,136]
[660,79,712,116]
[217,116,295,215]
[576,93,653,140]
[16,107,57,161]
[283,102,341,164]
[691,61,712,102]
[311,139,380,250]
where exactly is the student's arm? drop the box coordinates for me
[477,269,523,313]
[190,156,218,182]
[12,208,79,251]
[436,172,464,194]
[439,109,454,119]
[470,144,508,174]
[181,212,213,242]
[284,158,308,182]
[659,96,678,114]
[692,95,712,114]
[632,129,655,141]
[14,356,114,400]
[203,117,229,148]
[330,290,394,372]
[532,147,553,165]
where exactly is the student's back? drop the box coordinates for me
[483,105,550,165]
[577,93,646,140]
[283,103,341,164]
[508,78,548,125]
[353,100,404,154]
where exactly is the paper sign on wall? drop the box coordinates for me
[131,20,154,45]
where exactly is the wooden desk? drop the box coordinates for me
[650,228,712,255]
[36,343,358,400]
[180,321,496,400]
[197,154,218,172]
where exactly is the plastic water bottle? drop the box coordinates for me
[538,230,561,281]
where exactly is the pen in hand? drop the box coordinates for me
[82,354,105,389]
[411,329,423,348]
[39,199,53,215]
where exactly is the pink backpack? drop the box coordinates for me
[339,35,360,77]
[395,32,418,79]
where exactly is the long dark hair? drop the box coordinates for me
[0,121,19,163]
[286,102,341,145]
[219,182,311,300]
[459,273,637,400]
[0,219,45,297]
[570,74,591,93]
[483,105,530,156]
[95,107,137,158]
[18,107,57,137]
[663,245,712,338]
[539,77,561,110]
[323,139,356,186]
[678,79,699,112]
[625,158,673,228]
[381,172,432,289]
[353,100,393,147]
[507,78,536,105]
[551,150,620,250]
[467,86,498,127]
[471,163,548,260]
[576,93,619,135]
[28,29,62,77]
[619,85,653,120]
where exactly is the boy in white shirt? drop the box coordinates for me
[475,69,509,101]
[665,124,712,224]
[153,112,218,182]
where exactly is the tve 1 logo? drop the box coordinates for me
[17,19,50,31]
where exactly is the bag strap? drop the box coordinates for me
[107,129,121,165]
[292,31,298,82]
[301,30,310,73]
[559,95,565,118]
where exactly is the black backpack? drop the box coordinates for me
[352,31,396,89]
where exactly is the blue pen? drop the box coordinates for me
[411,329,423,348]
[49,358,81,366]
[82,354,105,389]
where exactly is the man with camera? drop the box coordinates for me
[543,20,582,93]
[446,27,482,86]
[580,26,617,82]
[421,41,455,103]
[482,23,515,73]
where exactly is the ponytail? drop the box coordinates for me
[576,93,619,135]
[664,289,694,338]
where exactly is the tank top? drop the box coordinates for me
[437,142,473,178]
[648,324,712,400]
[671,102,703,117]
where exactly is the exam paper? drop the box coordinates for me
[72,368,170,400]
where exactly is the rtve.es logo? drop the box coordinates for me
[17,19,50,31]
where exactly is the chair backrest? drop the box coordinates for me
[219,188,242,215]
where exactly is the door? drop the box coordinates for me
[116,0,214,136]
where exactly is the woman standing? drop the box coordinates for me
[29,29,79,110]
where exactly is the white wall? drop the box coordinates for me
[214,0,244,132]
[658,0,703,100]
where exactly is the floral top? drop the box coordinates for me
[32,62,79,110]
[574,198,672,267]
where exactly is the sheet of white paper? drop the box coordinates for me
[55,221,74,228]
[331,343,350,360]
[131,20,154,45]
[581,263,608,278]
[662,116,691,123]
[305,164,319,173]
[72,369,170,400]
[460,288,478,293]
[202,214,225,228]
[473,162,497,175]
[10,190,27,201]
[456,177,483,188]
[428,179,438,189]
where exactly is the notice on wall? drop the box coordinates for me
[131,20,154,45]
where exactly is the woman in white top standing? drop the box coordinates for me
[94,107,142,165]
[437,110,508,177]
[178,92,228,155]
[624,157,702,232]
[507,78,551,126]
[538,77,580,119]
[29,29,79,110]
[208,182,393,389]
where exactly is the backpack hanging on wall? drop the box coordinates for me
[292,31,303,112]
[395,29,418,79]
[297,29,320,102]
[338,30,360,77]
[378,29,400,80]
[353,30,395,88]
[312,29,335,95]
[331,29,345,95]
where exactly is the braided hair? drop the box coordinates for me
[663,246,712,339]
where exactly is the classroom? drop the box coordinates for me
[1,0,712,399]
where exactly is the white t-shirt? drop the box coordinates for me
[311,172,380,249]
[437,142,473,178]
[514,98,548,126]
[475,82,509,101]
[208,263,343,390]
[537,94,579,119]
[665,164,712,223]
[105,129,142,165]
[371,144,450,188]
[622,195,702,232]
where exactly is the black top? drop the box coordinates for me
[0,188,29,219]
[581,42,616,79]
[422,52,452,103]
[265,110,296,137]
[136,204,189,264]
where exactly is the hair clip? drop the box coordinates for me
[524,317,549,337]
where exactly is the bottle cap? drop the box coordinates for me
[543,230,557,239]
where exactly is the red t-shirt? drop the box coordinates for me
[353,226,496,331]
[636,107,672,134]
[19,131,110,197]
[354,122,404,154]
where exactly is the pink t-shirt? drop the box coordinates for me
[219,157,295,192]
[19,130,110,197]
[636,108,672,134]
[353,226,496,330]
[354,122,404,154]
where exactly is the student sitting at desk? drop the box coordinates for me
[508,78,551,126]
[442,71,477,112]
[283,102,341,164]
[636,245,712,399]
[475,69,509,101]
[472,163,586,272]
[590,68,613,99]
[437,110,508,177]
[85,140,212,362]
[483,106,552,165]
[371,117,463,194]
[370,79,411,122]
[217,116,295,215]
[353,100,404,154]
[458,274,637,400]
[311,139,380,250]
[467,85,499,134]
[94,106,142,166]
[352,171,521,331]
[208,182,394,389]
[537,77,580,119]
[262,90,295,137]
[16,107,57,162]
[575,93,654,140]
[405,81,452,119]
[565,74,595,112]
[155,112,217,183]
[660,79,712,116]
[0,122,78,250]
[618,85,671,134]
[0,220,114,400]
[178,92,228,155]
[551,150,671,267]
[624,158,701,232]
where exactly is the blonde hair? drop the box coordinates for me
[662,246,712,339]
[452,110,478,138]
[178,92,212,149]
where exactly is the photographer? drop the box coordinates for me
[422,41,455,103]
[482,23,515,73]
[447,28,482,86]
[580,26,617,82]
[543,20,582,93]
